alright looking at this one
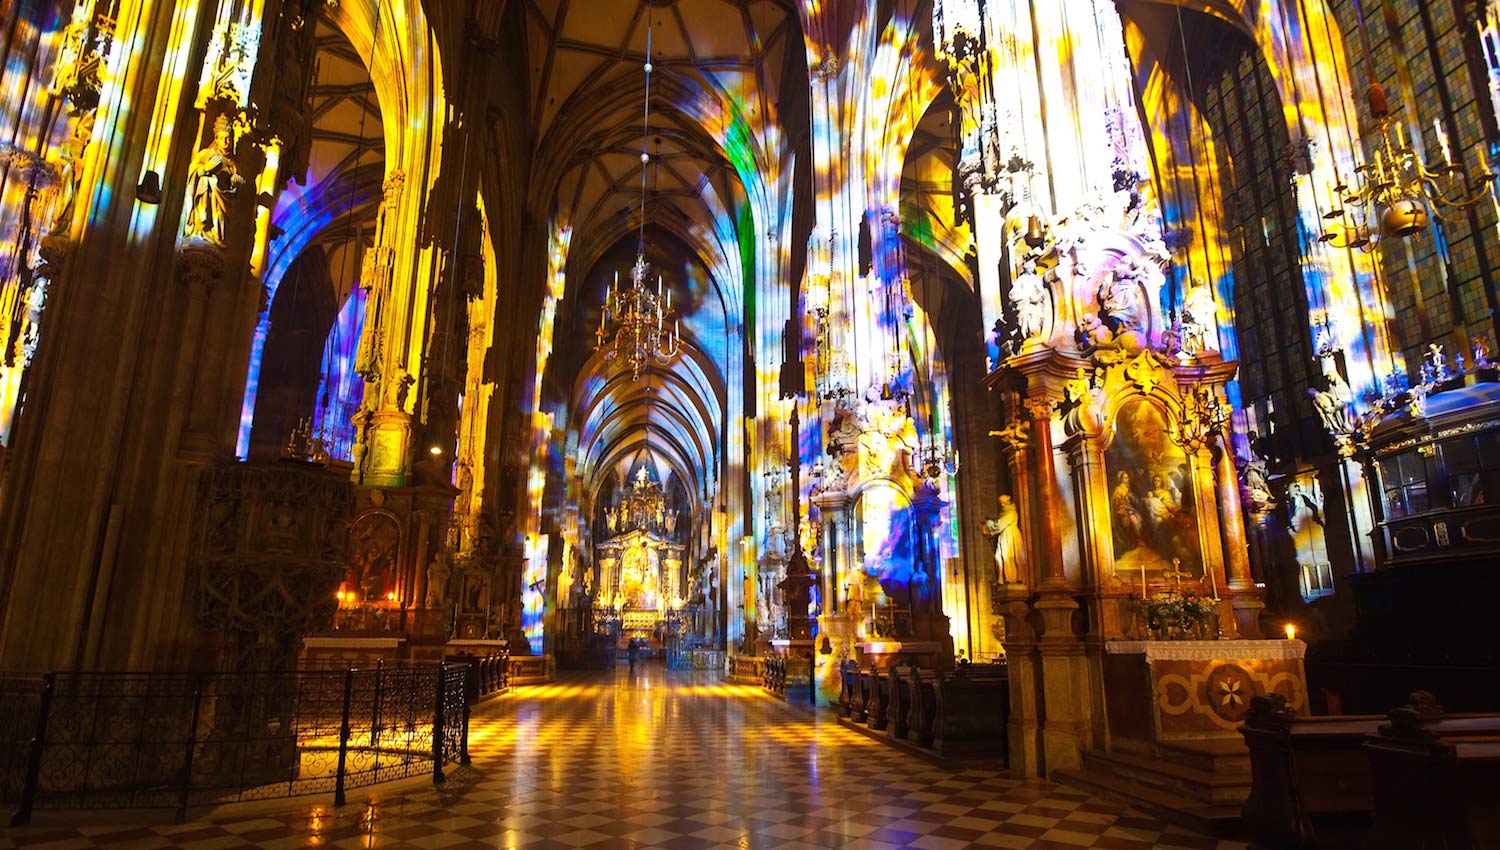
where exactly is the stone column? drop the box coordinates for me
[1023,394,1088,774]
[1217,435,1263,637]
[1025,396,1067,587]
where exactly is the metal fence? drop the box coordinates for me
[0,662,472,825]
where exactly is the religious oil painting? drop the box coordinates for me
[1105,400,1202,581]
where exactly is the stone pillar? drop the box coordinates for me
[1217,435,1263,637]
[1025,396,1067,587]
[998,600,1042,778]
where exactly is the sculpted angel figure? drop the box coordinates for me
[981,495,1025,584]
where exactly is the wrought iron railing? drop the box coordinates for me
[0,662,473,826]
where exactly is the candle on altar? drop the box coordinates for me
[1141,562,1147,598]
[1285,623,1297,642]
[1208,565,1218,599]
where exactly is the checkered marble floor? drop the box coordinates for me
[2,665,1247,850]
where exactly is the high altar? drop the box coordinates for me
[595,528,685,632]
[985,185,1298,776]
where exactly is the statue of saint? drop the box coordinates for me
[425,556,451,608]
[182,114,243,246]
[1009,259,1048,339]
[1180,279,1218,356]
[981,495,1025,584]
[1095,258,1152,351]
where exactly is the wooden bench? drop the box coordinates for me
[865,668,892,732]
[887,664,915,739]
[1365,705,1500,850]
[902,667,941,747]
[930,664,1008,758]
[1240,692,1500,849]
[838,660,859,718]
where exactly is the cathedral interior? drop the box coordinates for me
[2,0,1500,847]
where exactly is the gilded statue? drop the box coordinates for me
[182,114,243,246]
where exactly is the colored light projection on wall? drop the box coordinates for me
[522,220,572,654]
[0,6,98,444]
[310,287,367,460]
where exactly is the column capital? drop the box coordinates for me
[177,243,226,290]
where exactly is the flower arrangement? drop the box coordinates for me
[1144,592,1220,640]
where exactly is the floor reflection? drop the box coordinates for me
[3,663,1246,849]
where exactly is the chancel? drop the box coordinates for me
[2,0,1499,847]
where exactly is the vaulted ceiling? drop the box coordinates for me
[511,0,806,507]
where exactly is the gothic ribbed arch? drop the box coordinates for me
[586,414,707,511]
[1122,0,1256,39]
[572,344,725,429]
[530,69,743,212]
[863,12,945,205]
[588,419,705,511]
[322,0,442,174]
[574,360,722,483]
[898,86,971,287]
[530,66,785,274]
[573,354,723,497]
[264,161,386,295]
[562,204,744,332]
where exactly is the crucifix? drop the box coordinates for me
[1163,557,1192,595]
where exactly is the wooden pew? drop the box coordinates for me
[930,664,1008,758]
[851,667,871,722]
[838,661,859,718]
[903,667,941,747]
[1240,692,1500,849]
[1365,704,1500,850]
[887,664,914,739]
[866,668,892,732]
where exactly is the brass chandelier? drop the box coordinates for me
[594,3,680,382]
[1322,83,1495,247]
[597,256,680,382]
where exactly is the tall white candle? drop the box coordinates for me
[1434,119,1452,163]
[1209,565,1218,599]
[1141,563,1147,598]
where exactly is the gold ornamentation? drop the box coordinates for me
[1023,396,1054,421]
[1123,351,1163,396]
[989,419,1028,452]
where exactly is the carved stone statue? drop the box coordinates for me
[1308,359,1356,451]
[981,494,1025,584]
[425,555,451,608]
[1099,260,1147,344]
[1239,451,1274,515]
[1009,259,1048,339]
[1179,279,1218,357]
[182,114,243,246]
[50,107,95,235]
